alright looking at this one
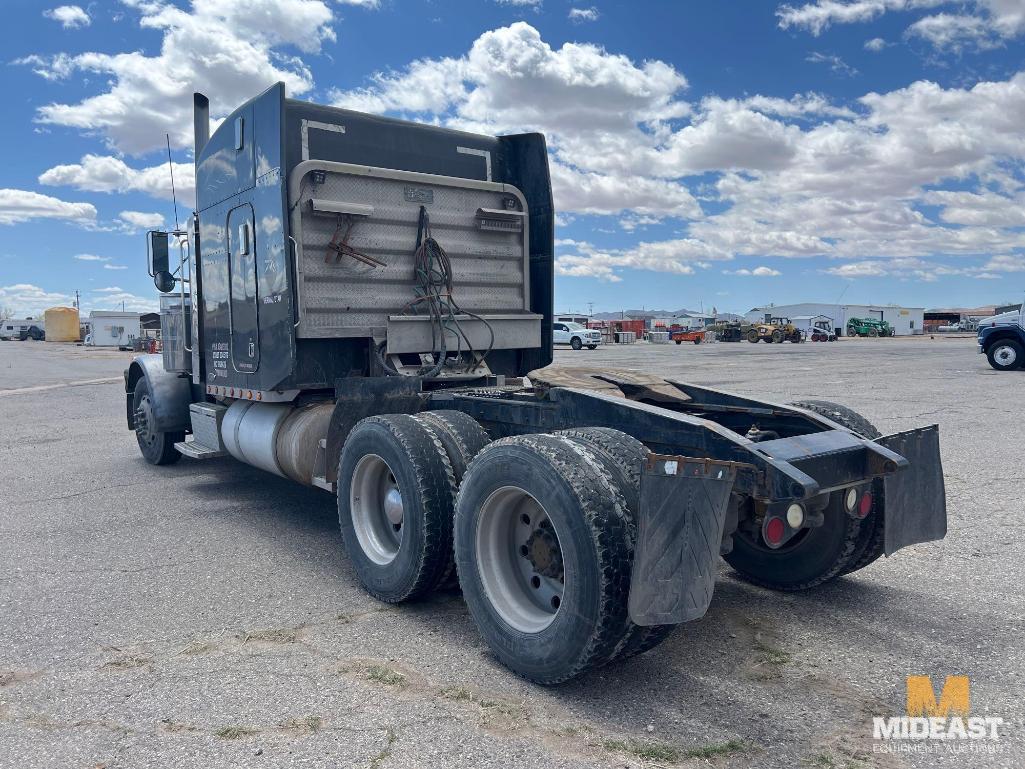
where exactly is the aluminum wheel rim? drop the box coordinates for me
[995,345,1017,366]
[475,486,565,634]
[350,454,403,565]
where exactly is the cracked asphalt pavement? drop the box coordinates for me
[0,338,1021,768]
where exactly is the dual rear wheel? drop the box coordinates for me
[336,402,885,683]
[337,417,677,684]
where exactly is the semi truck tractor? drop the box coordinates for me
[126,83,948,684]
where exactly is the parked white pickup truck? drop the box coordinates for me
[552,321,602,350]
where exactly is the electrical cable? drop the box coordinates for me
[411,206,494,378]
[378,205,495,379]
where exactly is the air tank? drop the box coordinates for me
[44,306,80,342]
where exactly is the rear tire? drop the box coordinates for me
[788,400,885,576]
[987,339,1022,371]
[413,411,491,482]
[132,379,183,466]
[555,427,644,516]
[556,427,678,661]
[693,337,701,345]
[338,415,457,602]
[724,492,860,591]
[571,337,583,350]
[747,330,760,343]
[413,410,491,588]
[454,434,633,684]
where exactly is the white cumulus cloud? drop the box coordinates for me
[24,0,344,154]
[0,284,75,316]
[778,1,1025,52]
[118,211,166,231]
[327,24,1025,282]
[569,7,600,22]
[726,266,783,276]
[43,5,90,28]
[39,155,195,205]
[0,189,96,226]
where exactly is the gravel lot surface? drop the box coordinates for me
[1,337,1020,768]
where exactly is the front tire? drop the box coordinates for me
[455,434,633,684]
[747,330,760,343]
[987,339,1022,371]
[587,344,598,350]
[132,379,183,466]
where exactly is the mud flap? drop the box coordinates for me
[628,456,737,627]
[875,425,947,556]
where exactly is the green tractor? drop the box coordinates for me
[846,317,892,338]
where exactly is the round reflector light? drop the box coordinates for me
[845,487,858,511]
[858,491,873,518]
[765,517,786,546]
[786,503,805,528]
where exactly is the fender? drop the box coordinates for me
[124,354,192,432]
[978,325,1024,352]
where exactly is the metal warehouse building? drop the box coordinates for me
[745,303,925,336]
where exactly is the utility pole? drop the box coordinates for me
[73,290,80,309]
[587,301,594,318]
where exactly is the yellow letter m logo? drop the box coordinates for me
[906,675,969,717]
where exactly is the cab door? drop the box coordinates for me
[228,203,259,373]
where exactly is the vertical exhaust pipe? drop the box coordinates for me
[193,92,210,158]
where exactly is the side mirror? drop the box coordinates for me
[148,231,176,293]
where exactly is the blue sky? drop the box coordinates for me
[1,0,1024,317]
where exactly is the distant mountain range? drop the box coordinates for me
[589,308,704,320]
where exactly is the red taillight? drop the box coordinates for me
[858,491,873,518]
[765,517,786,546]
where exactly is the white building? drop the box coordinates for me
[88,311,142,347]
[554,313,590,325]
[745,303,925,336]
